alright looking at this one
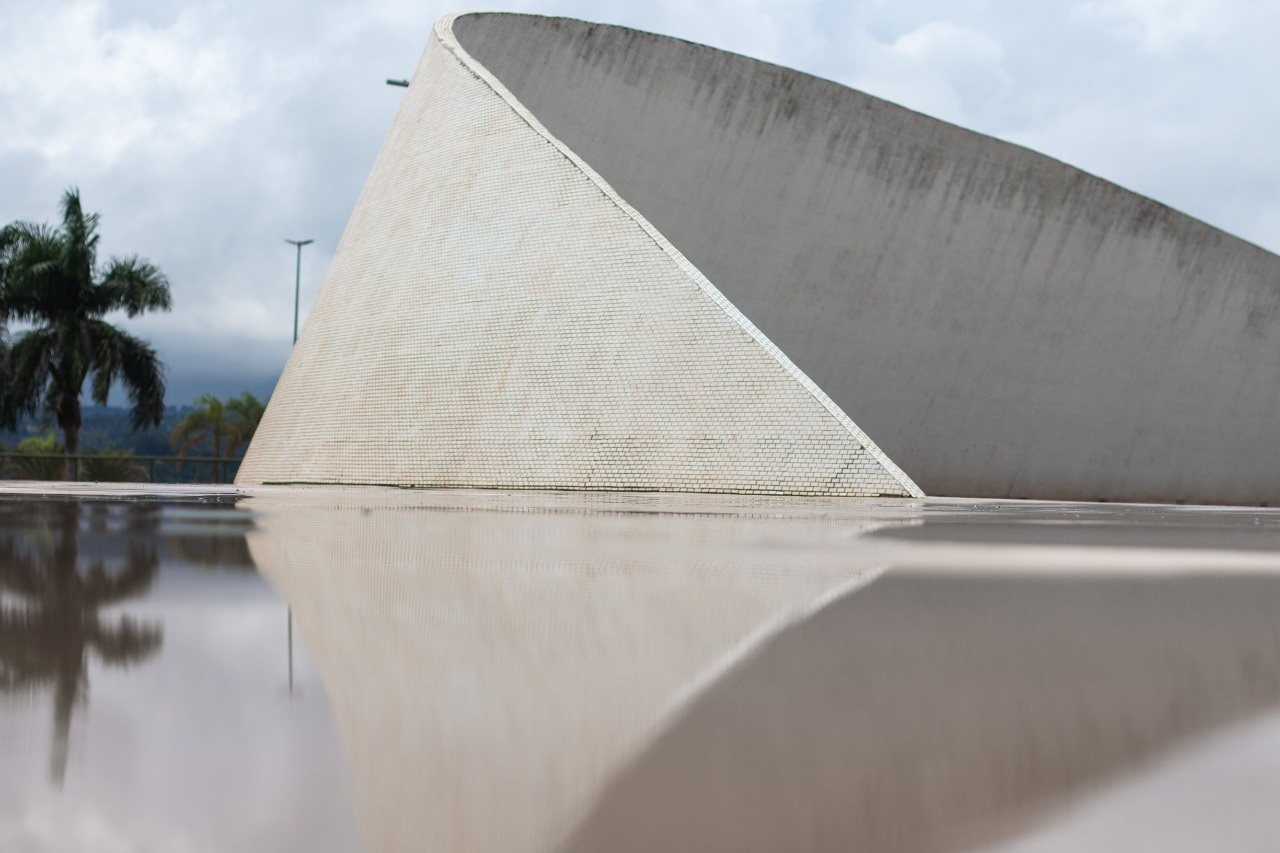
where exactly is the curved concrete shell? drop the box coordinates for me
[240,12,1280,504]
[236,13,919,497]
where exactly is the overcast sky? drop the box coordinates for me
[2,0,1277,406]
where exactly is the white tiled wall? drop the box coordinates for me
[237,17,920,498]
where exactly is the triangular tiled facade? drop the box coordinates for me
[237,16,919,497]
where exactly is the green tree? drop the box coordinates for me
[0,189,171,480]
[226,392,265,456]
[81,445,148,483]
[170,392,263,482]
[10,432,65,481]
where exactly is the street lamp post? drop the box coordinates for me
[285,238,314,345]
[283,238,312,697]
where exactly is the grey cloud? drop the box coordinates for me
[2,0,1279,404]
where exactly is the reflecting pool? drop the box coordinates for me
[0,494,359,851]
[3,486,1280,852]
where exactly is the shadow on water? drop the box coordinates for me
[0,497,257,787]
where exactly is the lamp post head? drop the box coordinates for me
[286,239,314,248]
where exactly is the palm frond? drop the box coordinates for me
[83,543,159,604]
[117,332,166,430]
[85,320,122,405]
[94,256,172,317]
[82,320,165,427]
[2,191,171,439]
[58,188,98,290]
[226,392,266,455]
[90,616,163,667]
[0,226,69,323]
[170,395,223,456]
[3,329,57,428]
[0,328,10,416]
[0,541,43,599]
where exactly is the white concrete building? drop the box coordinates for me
[239,13,1280,504]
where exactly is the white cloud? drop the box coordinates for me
[893,19,1003,65]
[2,0,1280,404]
[0,0,424,402]
[1073,0,1221,52]
[0,2,256,170]
[839,20,1010,127]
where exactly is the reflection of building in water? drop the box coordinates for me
[560,571,1280,853]
[0,501,162,786]
[247,495,896,853]
[246,491,1280,853]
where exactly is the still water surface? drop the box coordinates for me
[0,495,358,851]
[3,487,1280,852]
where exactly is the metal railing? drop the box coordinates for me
[0,453,245,485]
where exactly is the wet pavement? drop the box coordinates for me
[2,484,1280,851]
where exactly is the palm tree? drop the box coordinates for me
[0,189,171,479]
[171,394,230,482]
[171,392,264,482]
[226,392,265,456]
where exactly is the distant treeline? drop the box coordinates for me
[0,405,198,458]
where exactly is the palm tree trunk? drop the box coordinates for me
[49,504,82,786]
[57,393,82,482]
